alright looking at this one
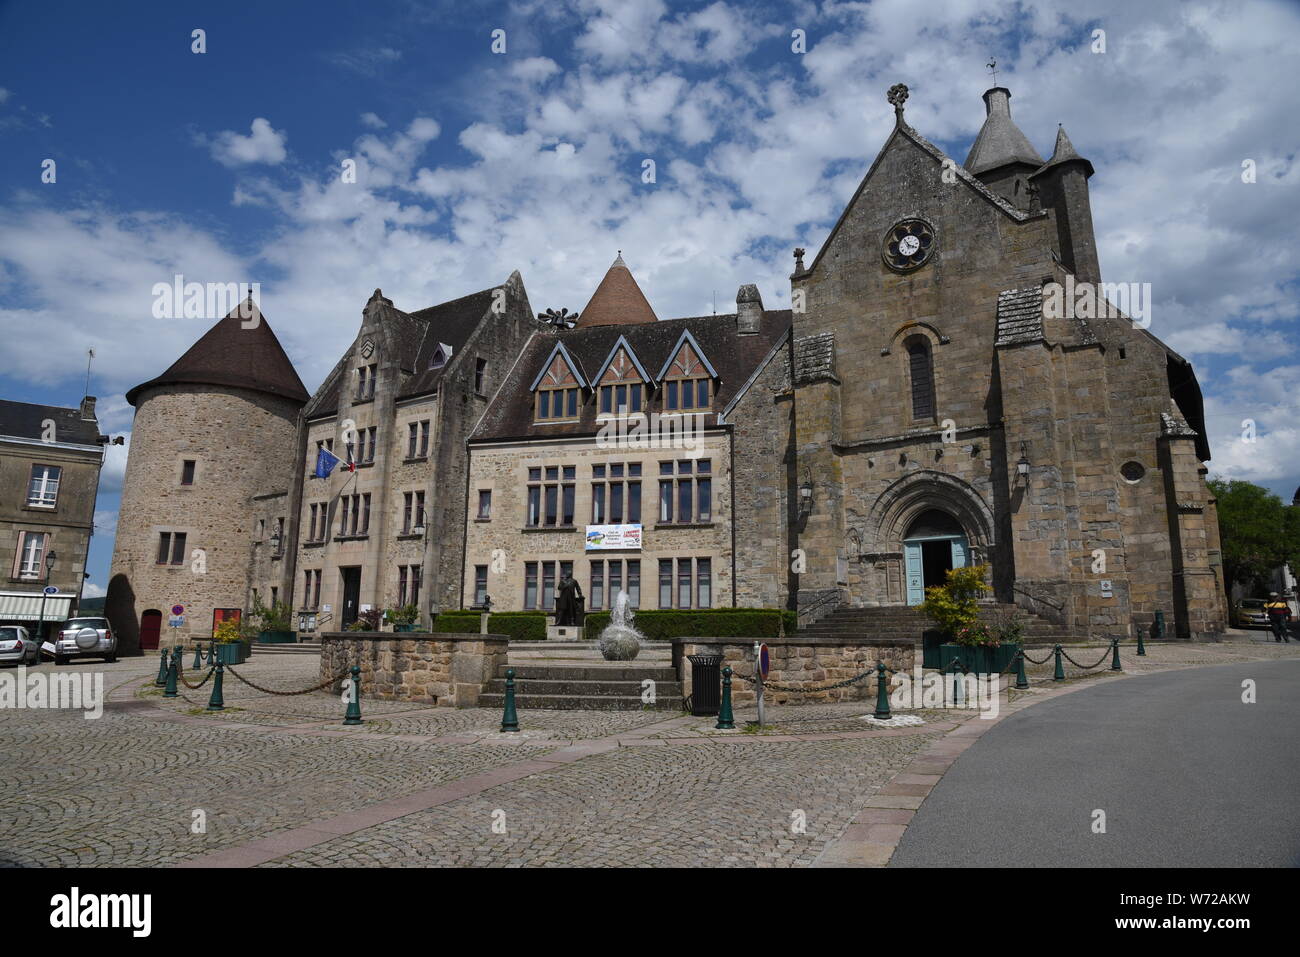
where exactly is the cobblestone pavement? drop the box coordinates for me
[1,639,1295,867]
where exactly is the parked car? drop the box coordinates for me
[54,617,117,664]
[0,625,39,666]
[1233,599,1272,630]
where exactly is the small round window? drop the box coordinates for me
[1120,461,1146,483]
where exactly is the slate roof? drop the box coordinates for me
[126,301,309,407]
[794,332,838,385]
[994,287,1045,345]
[1031,125,1094,179]
[472,309,791,442]
[964,87,1044,175]
[0,399,100,445]
[305,286,499,419]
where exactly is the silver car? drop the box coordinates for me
[54,617,117,665]
[0,625,39,666]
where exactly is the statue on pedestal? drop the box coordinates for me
[555,573,584,627]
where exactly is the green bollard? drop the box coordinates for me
[1015,650,1029,689]
[155,648,169,686]
[192,643,202,669]
[499,667,519,732]
[343,665,363,726]
[163,647,180,698]
[1136,628,1146,657]
[715,666,735,730]
[206,660,225,711]
[1110,637,1122,672]
[873,661,892,719]
[1153,610,1166,639]
[1053,645,1065,682]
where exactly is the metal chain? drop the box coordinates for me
[1020,649,1054,664]
[176,664,215,690]
[224,666,350,696]
[730,667,879,693]
[1060,646,1113,670]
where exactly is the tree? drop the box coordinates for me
[1207,479,1300,597]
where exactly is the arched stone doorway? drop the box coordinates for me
[902,509,968,604]
[853,469,999,606]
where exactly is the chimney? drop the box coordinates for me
[736,284,762,335]
[79,396,97,421]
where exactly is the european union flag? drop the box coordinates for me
[314,447,341,478]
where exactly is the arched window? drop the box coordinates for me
[905,336,935,419]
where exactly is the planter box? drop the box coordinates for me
[939,642,1021,676]
[214,642,249,665]
[257,630,296,644]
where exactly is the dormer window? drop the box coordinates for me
[537,387,579,421]
[657,330,717,414]
[599,383,643,414]
[354,364,376,401]
[593,337,651,418]
[430,342,453,370]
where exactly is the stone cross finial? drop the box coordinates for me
[887,83,909,118]
[793,247,806,272]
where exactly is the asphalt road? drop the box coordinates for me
[891,658,1300,867]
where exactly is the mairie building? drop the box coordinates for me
[106,82,1227,651]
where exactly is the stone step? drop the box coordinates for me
[478,693,683,712]
[251,643,321,655]
[486,678,682,696]
[498,664,678,682]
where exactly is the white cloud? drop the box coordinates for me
[82,582,106,599]
[207,118,288,167]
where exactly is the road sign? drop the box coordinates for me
[169,616,184,628]
[43,585,58,595]
[758,643,770,678]
[171,604,185,616]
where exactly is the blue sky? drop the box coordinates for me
[2,0,1298,597]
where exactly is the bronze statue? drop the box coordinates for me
[555,573,584,626]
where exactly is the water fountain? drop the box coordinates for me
[598,590,643,660]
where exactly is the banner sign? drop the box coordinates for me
[585,524,642,551]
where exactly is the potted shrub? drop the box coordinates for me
[212,618,250,665]
[346,608,381,632]
[387,603,420,633]
[252,596,296,644]
[921,565,1022,674]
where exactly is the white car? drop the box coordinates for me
[54,617,118,665]
[0,625,40,667]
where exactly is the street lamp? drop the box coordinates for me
[1016,442,1031,487]
[36,549,57,648]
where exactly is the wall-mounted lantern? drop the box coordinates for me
[1016,441,1032,487]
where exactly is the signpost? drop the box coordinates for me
[169,604,184,643]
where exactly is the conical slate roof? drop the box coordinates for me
[1032,124,1094,178]
[964,87,1044,175]
[577,253,658,327]
[126,300,309,406]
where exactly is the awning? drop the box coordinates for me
[0,591,75,622]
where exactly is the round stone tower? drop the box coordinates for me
[106,302,308,655]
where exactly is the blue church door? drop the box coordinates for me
[902,509,970,606]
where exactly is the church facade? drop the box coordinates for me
[106,82,1227,649]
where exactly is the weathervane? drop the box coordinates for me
[987,57,999,86]
[538,307,578,328]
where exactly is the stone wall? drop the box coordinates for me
[673,637,913,707]
[319,631,508,707]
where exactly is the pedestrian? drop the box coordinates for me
[1264,592,1291,643]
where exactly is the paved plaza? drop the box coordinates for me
[2,635,1298,868]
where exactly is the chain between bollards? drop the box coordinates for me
[155,648,169,687]
[207,660,226,711]
[343,665,363,725]
[163,647,180,698]
[716,666,735,729]
[500,668,519,732]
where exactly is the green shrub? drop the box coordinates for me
[582,608,796,641]
[435,612,547,641]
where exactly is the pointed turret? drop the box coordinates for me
[576,253,658,327]
[1030,124,1101,285]
[126,301,309,406]
[964,87,1044,175]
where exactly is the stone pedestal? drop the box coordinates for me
[547,625,581,641]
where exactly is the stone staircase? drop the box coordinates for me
[478,642,683,711]
[799,603,1074,644]
[251,640,322,656]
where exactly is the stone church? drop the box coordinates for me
[106,82,1227,652]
